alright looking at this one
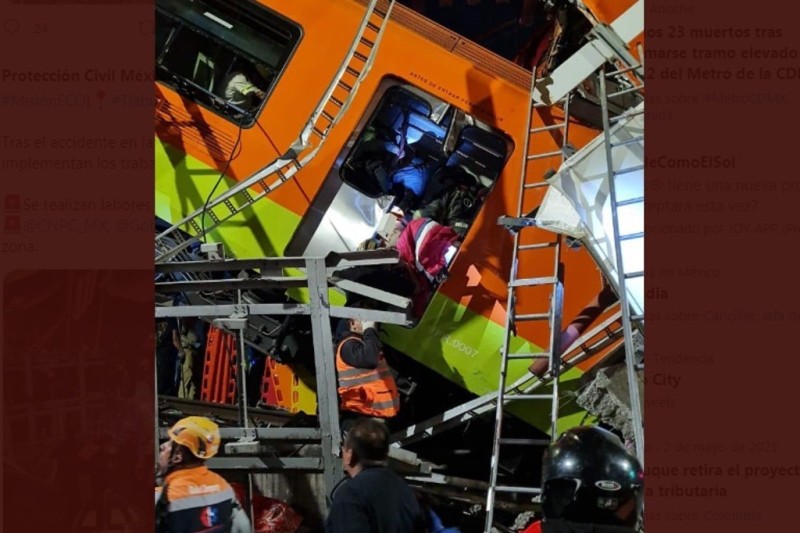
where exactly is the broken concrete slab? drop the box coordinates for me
[576,362,644,443]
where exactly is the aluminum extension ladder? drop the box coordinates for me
[484,88,577,530]
[598,57,645,466]
[155,0,396,263]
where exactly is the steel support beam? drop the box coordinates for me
[155,257,308,273]
[155,303,310,318]
[206,457,322,471]
[328,306,410,325]
[305,257,345,496]
[156,277,310,293]
[158,427,322,441]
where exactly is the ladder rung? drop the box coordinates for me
[312,127,325,138]
[366,22,380,32]
[330,96,344,107]
[523,182,548,190]
[337,80,353,92]
[353,51,368,62]
[514,313,550,321]
[606,64,642,77]
[359,37,374,48]
[610,109,644,123]
[496,485,542,495]
[612,136,644,148]
[321,111,335,123]
[345,66,361,78]
[519,242,557,251]
[509,276,559,288]
[499,438,552,446]
[533,97,567,108]
[507,352,550,360]
[510,394,554,401]
[499,216,537,231]
[527,150,563,160]
[616,196,644,207]
[609,84,644,98]
[624,271,644,279]
[529,123,565,133]
[615,164,644,176]
[619,232,644,241]
[373,8,388,18]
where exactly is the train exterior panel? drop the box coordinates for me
[155,0,634,432]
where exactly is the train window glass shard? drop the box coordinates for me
[155,0,302,128]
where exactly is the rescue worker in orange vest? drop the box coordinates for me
[335,318,400,424]
[521,426,643,533]
[155,416,251,533]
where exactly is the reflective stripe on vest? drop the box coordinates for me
[168,487,234,512]
[338,364,396,387]
[335,336,400,417]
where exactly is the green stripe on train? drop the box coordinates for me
[384,292,591,435]
[155,140,299,256]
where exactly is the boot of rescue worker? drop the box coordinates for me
[521,426,643,533]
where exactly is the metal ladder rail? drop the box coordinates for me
[390,309,624,449]
[155,0,396,264]
[484,90,574,531]
[598,64,644,465]
[603,49,645,335]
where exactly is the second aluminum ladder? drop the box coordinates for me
[484,88,577,530]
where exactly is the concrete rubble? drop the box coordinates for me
[575,332,644,443]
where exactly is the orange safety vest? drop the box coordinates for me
[155,465,236,532]
[335,336,400,417]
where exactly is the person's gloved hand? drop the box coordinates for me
[361,321,377,332]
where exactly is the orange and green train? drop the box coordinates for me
[155,0,642,434]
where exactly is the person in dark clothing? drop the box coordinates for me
[414,166,488,238]
[325,418,424,533]
[334,319,400,424]
[156,317,184,396]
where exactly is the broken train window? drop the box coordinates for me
[340,84,511,237]
[155,0,301,127]
[336,83,512,315]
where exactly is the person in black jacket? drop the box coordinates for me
[414,166,488,238]
[325,418,424,533]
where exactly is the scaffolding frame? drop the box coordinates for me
[155,251,413,509]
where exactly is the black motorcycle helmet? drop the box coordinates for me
[541,426,643,527]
